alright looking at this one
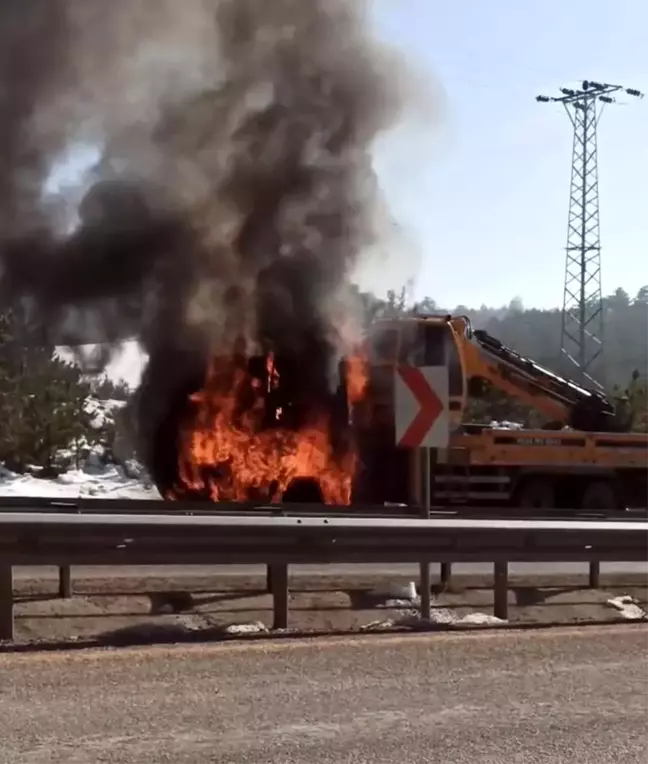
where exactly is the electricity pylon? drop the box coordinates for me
[537,80,644,386]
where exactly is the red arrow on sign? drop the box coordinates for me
[397,366,445,447]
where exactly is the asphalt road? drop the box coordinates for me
[0,625,646,763]
[12,561,648,581]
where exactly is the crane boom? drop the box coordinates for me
[467,328,617,431]
[363,313,626,432]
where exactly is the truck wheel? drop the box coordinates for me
[281,477,324,503]
[515,478,555,510]
[580,481,619,511]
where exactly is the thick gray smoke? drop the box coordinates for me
[0,0,416,479]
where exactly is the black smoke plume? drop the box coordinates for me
[0,0,415,490]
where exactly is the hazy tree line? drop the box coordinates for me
[1,285,646,474]
[365,285,648,389]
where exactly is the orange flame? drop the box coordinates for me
[174,352,369,505]
[345,352,369,405]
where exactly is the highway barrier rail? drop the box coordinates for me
[0,495,645,520]
[0,512,646,566]
[0,508,646,642]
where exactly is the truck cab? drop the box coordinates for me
[350,315,469,504]
[360,315,468,431]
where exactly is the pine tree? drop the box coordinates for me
[0,308,97,474]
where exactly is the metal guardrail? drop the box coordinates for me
[0,510,646,642]
[0,496,644,521]
[0,512,646,565]
[5,496,423,518]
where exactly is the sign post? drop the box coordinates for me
[394,365,449,621]
[420,448,432,620]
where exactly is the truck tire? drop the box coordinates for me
[580,481,619,511]
[514,478,555,510]
[281,477,324,503]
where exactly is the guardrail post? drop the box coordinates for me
[440,562,452,587]
[265,565,273,594]
[493,561,509,621]
[270,564,289,630]
[58,566,72,599]
[0,564,14,641]
[419,563,431,620]
[588,562,601,589]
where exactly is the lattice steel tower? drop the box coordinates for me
[536,81,644,385]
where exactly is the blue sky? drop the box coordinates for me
[371,0,648,308]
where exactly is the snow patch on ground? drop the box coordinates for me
[606,595,647,621]
[361,609,506,631]
[224,621,268,635]
[96,618,268,647]
[0,461,159,499]
[361,580,507,631]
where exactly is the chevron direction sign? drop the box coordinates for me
[394,366,449,449]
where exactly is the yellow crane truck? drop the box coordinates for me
[351,314,648,511]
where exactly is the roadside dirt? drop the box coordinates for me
[6,571,647,648]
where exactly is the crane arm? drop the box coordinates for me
[459,327,617,431]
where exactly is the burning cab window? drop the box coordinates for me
[399,323,425,365]
[369,329,399,363]
[423,325,447,366]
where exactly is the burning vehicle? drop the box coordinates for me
[151,347,367,504]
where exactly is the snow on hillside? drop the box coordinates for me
[0,395,160,500]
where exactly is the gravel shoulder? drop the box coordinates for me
[1,625,646,763]
[7,569,648,648]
